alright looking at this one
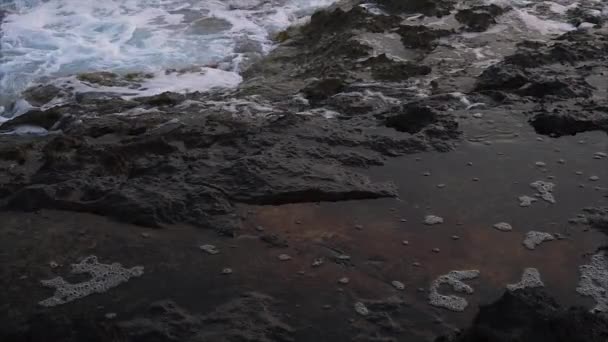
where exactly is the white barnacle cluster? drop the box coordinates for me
[39,256,144,307]
[428,270,480,312]
[507,268,544,291]
[522,231,555,250]
[577,252,608,313]
[530,181,556,204]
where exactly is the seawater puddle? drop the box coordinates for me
[0,0,336,114]
[239,118,607,336]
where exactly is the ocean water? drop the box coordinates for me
[0,0,335,115]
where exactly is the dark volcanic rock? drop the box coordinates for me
[397,25,453,50]
[376,0,456,17]
[0,0,461,233]
[364,54,432,81]
[134,92,186,107]
[302,78,347,102]
[529,104,608,136]
[571,207,608,232]
[3,293,293,342]
[118,293,294,342]
[22,84,62,107]
[385,105,438,134]
[438,289,608,342]
[0,108,62,131]
[455,5,506,32]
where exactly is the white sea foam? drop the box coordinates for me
[0,0,336,113]
[513,9,576,35]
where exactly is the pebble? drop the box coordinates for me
[436,183,446,188]
[576,171,583,175]
[423,171,431,176]
[535,161,546,167]
[412,262,421,267]
[473,113,483,118]
[557,159,566,164]
[417,287,425,292]
[354,224,364,230]
[312,258,324,267]
[295,220,302,225]
[221,268,233,275]
[432,248,440,253]
[402,240,409,246]
[483,141,492,146]
[391,280,405,290]
[278,254,292,261]
[200,244,220,255]
[547,175,555,180]
[140,233,150,238]
[467,162,473,166]
[323,305,332,310]
[338,277,350,285]
[472,177,479,182]
[579,184,586,188]
[400,218,407,222]
[255,225,265,232]
[451,235,460,240]
[49,261,59,268]
[536,137,544,142]
[590,176,600,181]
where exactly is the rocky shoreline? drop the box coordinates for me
[0,0,607,340]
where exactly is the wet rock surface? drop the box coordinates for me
[437,289,608,342]
[118,293,294,342]
[1,0,608,341]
